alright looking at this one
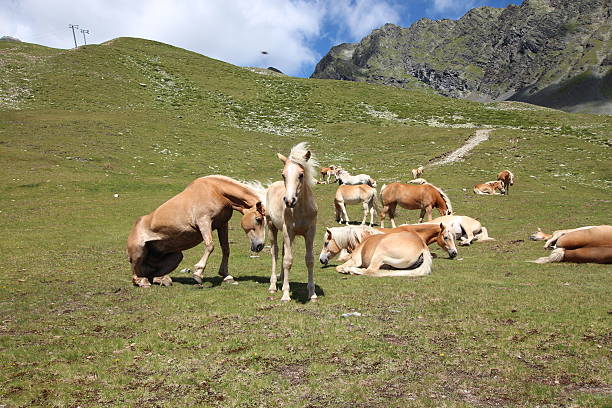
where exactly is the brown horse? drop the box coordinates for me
[529,225,612,264]
[334,184,379,226]
[380,182,453,227]
[473,180,505,195]
[266,142,318,302]
[497,170,514,195]
[411,165,424,179]
[335,231,433,277]
[127,175,266,288]
[318,222,457,265]
[320,165,340,184]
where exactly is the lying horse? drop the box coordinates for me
[334,184,379,226]
[127,175,266,287]
[319,222,457,265]
[497,170,514,195]
[529,225,612,264]
[336,170,376,187]
[408,177,428,184]
[473,180,506,195]
[428,215,494,246]
[380,182,453,226]
[335,231,432,277]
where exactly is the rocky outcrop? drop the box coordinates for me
[311,0,611,114]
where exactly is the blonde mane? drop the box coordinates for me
[507,170,515,184]
[288,142,319,187]
[428,183,453,214]
[329,225,381,251]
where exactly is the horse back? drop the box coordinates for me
[557,225,612,249]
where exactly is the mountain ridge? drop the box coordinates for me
[311,0,611,114]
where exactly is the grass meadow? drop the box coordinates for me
[0,38,610,407]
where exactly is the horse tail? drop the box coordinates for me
[370,188,380,215]
[380,184,388,204]
[475,226,495,241]
[431,184,453,214]
[529,248,565,264]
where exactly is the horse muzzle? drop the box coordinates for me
[448,249,458,259]
[284,197,297,208]
[251,242,264,252]
[319,254,328,265]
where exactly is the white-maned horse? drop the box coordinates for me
[427,215,494,246]
[266,142,318,302]
[336,170,376,187]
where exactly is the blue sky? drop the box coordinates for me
[2,0,522,77]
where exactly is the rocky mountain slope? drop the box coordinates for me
[311,0,611,114]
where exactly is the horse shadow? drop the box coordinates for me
[172,274,325,304]
[340,221,379,227]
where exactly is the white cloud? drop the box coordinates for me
[328,0,401,41]
[428,0,479,18]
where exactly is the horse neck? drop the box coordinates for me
[435,194,448,214]
[222,183,259,213]
[419,225,440,244]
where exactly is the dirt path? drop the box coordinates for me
[430,129,492,166]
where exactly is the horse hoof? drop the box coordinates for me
[223,276,237,285]
[280,297,291,303]
[192,273,203,284]
[309,297,318,303]
[161,277,172,287]
[133,277,151,288]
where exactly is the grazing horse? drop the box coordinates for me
[336,170,376,187]
[411,165,424,179]
[319,222,457,265]
[320,165,340,184]
[266,142,318,302]
[429,215,495,246]
[335,231,433,277]
[473,180,506,195]
[127,175,266,288]
[497,170,514,195]
[380,182,453,227]
[334,184,379,226]
[529,225,612,264]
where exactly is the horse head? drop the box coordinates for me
[240,201,266,252]
[436,223,457,258]
[529,227,549,241]
[319,228,342,265]
[277,149,311,208]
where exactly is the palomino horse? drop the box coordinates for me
[429,215,495,246]
[334,184,379,226]
[497,170,514,195]
[335,231,433,277]
[336,170,376,187]
[127,175,266,288]
[319,222,457,265]
[473,180,506,195]
[411,165,424,179]
[320,165,340,184]
[529,225,612,264]
[266,142,318,302]
[408,177,428,184]
[380,182,453,227]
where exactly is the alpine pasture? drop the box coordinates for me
[1,38,610,407]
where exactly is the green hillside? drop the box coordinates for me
[1,38,611,407]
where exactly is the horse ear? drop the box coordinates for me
[256,201,265,216]
[326,228,332,239]
[440,223,445,231]
[277,153,288,164]
[537,227,541,232]
[304,150,311,161]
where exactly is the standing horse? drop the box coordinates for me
[473,181,506,195]
[334,184,379,226]
[336,170,376,187]
[529,225,612,264]
[266,142,318,302]
[429,215,494,245]
[320,165,339,184]
[411,165,424,179]
[319,222,457,265]
[497,170,514,195]
[127,175,266,288]
[380,182,453,227]
[335,231,433,277]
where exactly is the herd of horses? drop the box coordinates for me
[127,142,612,301]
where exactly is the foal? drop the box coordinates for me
[334,184,379,226]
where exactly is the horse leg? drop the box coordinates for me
[340,201,350,224]
[193,218,214,284]
[388,202,397,228]
[280,228,296,302]
[217,222,236,284]
[336,250,362,274]
[128,241,151,288]
[268,224,279,293]
[304,225,317,302]
[361,201,368,225]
